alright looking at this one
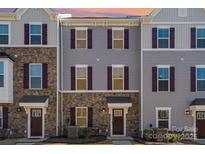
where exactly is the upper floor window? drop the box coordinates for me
[76,107,88,127]
[156,107,171,129]
[158,28,169,48]
[158,67,169,91]
[112,66,124,90]
[30,24,42,45]
[0,62,4,87]
[76,28,87,49]
[197,28,205,48]
[29,64,42,89]
[0,24,9,45]
[113,28,124,49]
[76,66,87,90]
[0,107,2,128]
[196,67,205,91]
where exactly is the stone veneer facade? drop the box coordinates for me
[0,47,57,138]
[62,92,139,137]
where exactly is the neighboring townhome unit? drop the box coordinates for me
[141,8,205,139]
[60,17,141,137]
[0,8,59,138]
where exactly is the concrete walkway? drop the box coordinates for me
[108,136,134,145]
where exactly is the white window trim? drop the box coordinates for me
[29,22,42,45]
[75,107,88,127]
[196,28,205,48]
[75,27,88,49]
[112,65,124,91]
[75,65,88,90]
[157,65,170,92]
[196,65,205,92]
[112,27,124,50]
[0,106,2,129]
[156,107,171,130]
[0,61,4,88]
[157,28,170,49]
[29,63,43,90]
[0,22,11,45]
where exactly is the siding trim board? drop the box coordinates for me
[60,90,139,93]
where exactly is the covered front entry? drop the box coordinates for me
[107,96,132,136]
[19,95,49,138]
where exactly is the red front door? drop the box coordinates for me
[196,111,205,138]
[112,109,124,135]
[31,109,42,137]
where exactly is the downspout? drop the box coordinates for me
[60,21,64,136]
[140,18,144,138]
[56,16,60,136]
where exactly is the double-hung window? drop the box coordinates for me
[76,28,87,49]
[30,24,42,45]
[196,67,205,91]
[76,66,87,90]
[156,107,171,129]
[29,64,42,89]
[158,66,170,91]
[158,28,169,48]
[112,66,124,90]
[0,107,2,128]
[0,24,9,45]
[197,28,205,48]
[0,62,4,87]
[76,107,88,127]
[113,28,124,49]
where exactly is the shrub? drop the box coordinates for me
[78,128,92,139]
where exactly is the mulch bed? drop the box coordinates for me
[36,135,111,145]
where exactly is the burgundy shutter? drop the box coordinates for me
[170,66,175,92]
[71,29,75,49]
[88,29,92,49]
[42,63,48,89]
[88,107,93,127]
[152,67,157,92]
[71,66,76,90]
[70,107,75,126]
[3,107,8,128]
[152,28,157,48]
[124,29,129,49]
[107,66,112,90]
[124,66,129,90]
[24,24,29,45]
[191,27,196,48]
[42,24,48,45]
[88,66,93,90]
[170,28,175,48]
[24,64,29,89]
[191,67,196,92]
[107,29,112,49]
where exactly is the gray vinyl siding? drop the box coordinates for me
[153,8,205,22]
[9,9,57,46]
[62,26,141,91]
[143,50,205,129]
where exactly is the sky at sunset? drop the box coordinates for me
[54,8,154,17]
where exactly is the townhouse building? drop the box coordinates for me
[141,8,205,139]
[59,17,141,137]
[0,8,59,138]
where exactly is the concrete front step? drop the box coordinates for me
[107,136,134,141]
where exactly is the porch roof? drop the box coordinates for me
[106,96,132,103]
[190,98,205,106]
